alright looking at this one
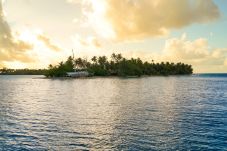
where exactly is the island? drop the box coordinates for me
[0,53,193,77]
[44,53,193,78]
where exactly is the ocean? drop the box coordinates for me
[0,74,227,150]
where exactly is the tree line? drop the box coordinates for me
[45,53,193,77]
[0,68,47,75]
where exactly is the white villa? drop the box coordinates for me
[66,71,89,78]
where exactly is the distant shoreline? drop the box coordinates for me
[1,73,226,76]
[0,74,194,78]
[1,74,227,80]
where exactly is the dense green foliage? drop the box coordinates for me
[0,54,193,77]
[44,53,193,77]
[0,68,46,75]
[45,56,74,77]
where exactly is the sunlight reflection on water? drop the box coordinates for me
[0,75,227,150]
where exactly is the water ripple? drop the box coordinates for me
[0,75,227,150]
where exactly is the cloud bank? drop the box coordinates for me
[0,0,34,66]
[163,35,227,66]
[78,0,220,41]
[162,35,227,72]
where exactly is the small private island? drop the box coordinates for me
[0,53,193,77]
[44,53,193,78]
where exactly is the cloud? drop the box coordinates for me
[161,35,227,72]
[164,35,210,61]
[66,0,81,4]
[80,0,220,41]
[72,35,102,48]
[0,0,34,66]
[38,34,61,51]
[90,37,102,48]
[225,59,227,66]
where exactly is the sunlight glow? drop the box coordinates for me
[83,0,115,39]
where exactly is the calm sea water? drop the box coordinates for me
[0,75,227,150]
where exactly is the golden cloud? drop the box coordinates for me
[162,35,227,72]
[91,37,102,48]
[225,59,227,66]
[73,35,102,48]
[82,0,220,41]
[0,0,34,66]
[38,34,61,51]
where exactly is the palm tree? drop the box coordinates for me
[116,54,123,62]
[75,58,83,69]
[98,56,108,69]
[111,53,117,62]
[91,56,97,64]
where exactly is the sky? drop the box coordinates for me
[0,0,227,73]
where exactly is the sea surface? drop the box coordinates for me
[0,74,227,150]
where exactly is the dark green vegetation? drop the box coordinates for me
[0,68,46,75]
[44,54,193,77]
[0,54,193,77]
[45,56,74,77]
